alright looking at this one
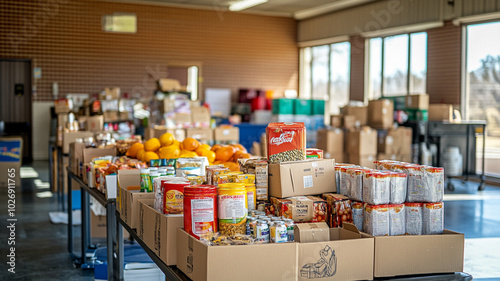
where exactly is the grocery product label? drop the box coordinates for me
[191,198,215,236]
[290,198,314,222]
[247,191,255,210]
[218,195,246,223]
[303,175,313,189]
[165,190,183,214]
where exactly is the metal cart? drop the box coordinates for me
[427,120,487,191]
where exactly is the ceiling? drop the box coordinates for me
[107,0,375,19]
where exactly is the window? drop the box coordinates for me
[301,42,351,115]
[103,13,137,33]
[367,32,427,99]
[464,21,500,176]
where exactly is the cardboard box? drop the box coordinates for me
[406,94,429,110]
[57,113,69,129]
[370,230,464,277]
[86,115,104,132]
[69,142,86,175]
[368,99,394,129]
[270,196,327,223]
[185,128,213,143]
[387,127,412,155]
[347,154,376,168]
[341,106,367,126]
[174,113,192,126]
[316,129,344,155]
[103,111,119,122]
[214,127,239,143]
[177,229,298,281]
[346,127,377,156]
[71,145,116,178]
[343,115,356,129]
[297,225,374,281]
[429,104,454,121]
[0,137,23,187]
[377,134,395,155]
[398,154,412,163]
[377,153,398,161]
[118,170,154,229]
[325,152,343,163]
[330,115,342,127]
[90,211,107,238]
[191,106,211,128]
[294,222,330,243]
[54,99,72,113]
[139,199,183,266]
[104,87,120,100]
[62,131,94,154]
[268,159,336,198]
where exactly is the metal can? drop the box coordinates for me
[166,167,175,176]
[246,216,256,236]
[183,185,218,239]
[150,159,162,167]
[140,168,151,192]
[149,172,161,192]
[283,219,295,242]
[249,217,258,237]
[244,184,257,211]
[149,167,159,173]
[270,221,288,243]
[163,181,190,214]
[217,183,247,235]
[254,220,270,242]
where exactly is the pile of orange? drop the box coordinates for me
[125,133,251,171]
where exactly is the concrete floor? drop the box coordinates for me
[0,161,499,280]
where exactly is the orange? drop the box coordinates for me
[145,138,161,152]
[126,142,144,158]
[136,148,146,161]
[215,146,234,162]
[182,138,200,151]
[158,145,180,159]
[211,144,222,152]
[195,144,211,155]
[179,150,198,158]
[224,162,240,172]
[199,150,216,163]
[231,144,247,153]
[159,133,175,147]
[143,151,159,163]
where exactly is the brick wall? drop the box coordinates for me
[0,0,298,102]
[427,21,462,105]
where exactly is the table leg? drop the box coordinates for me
[81,187,90,267]
[116,214,124,281]
[67,171,73,253]
[107,202,116,280]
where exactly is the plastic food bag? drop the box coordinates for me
[363,204,389,236]
[352,201,364,232]
[422,202,444,235]
[362,171,390,205]
[389,204,405,236]
[348,168,364,202]
[390,172,407,204]
[405,202,423,235]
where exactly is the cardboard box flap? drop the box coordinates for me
[342,222,360,234]
[117,169,140,189]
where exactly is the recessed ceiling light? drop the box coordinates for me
[229,0,268,11]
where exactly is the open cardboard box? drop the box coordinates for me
[296,223,374,281]
[138,199,183,266]
[117,169,154,230]
[61,131,94,154]
[177,229,298,281]
[367,229,465,277]
[268,159,336,198]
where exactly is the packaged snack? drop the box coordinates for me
[176,157,207,177]
[234,174,256,184]
[348,168,364,202]
[422,202,444,235]
[352,201,364,232]
[363,204,389,236]
[405,202,423,235]
[363,171,390,205]
[266,122,306,164]
[406,165,444,203]
[244,184,257,210]
[306,148,323,159]
[390,172,407,204]
[238,159,268,200]
[322,193,352,228]
[270,196,327,223]
[389,204,405,236]
[336,164,357,196]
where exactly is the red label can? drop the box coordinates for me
[183,185,218,239]
[163,181,190,214]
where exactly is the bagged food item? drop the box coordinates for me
[389,204,405,236]
[406,165,444,203]
[376,160,399,171]
[322,193,352,228]
[306,148,323,159]
[405,202,423,235]
[336,164,357,196]
[363,171,390,205]
[390,172,407,204]
[352,201,364,231]
[270,196,327,223]
[422,202,444,235]
[348,168,364,202]
[237,158,268,200]
[266,122,306,164]
[363,204,389,236]
[205,165,226,185]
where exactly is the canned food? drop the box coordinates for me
[244,184,257,211]
[246,217,256,235]
[158,168,167,176]
[140,168,151,193]
[270,221,288,243]
[254,220,270,242]
[164,181,190,214]
[218,183,247,235]
[183,185,218,239]
[187,176,204,185]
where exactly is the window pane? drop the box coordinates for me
[330,42,350,114]
[300,47,312,98]
[410,32,427,94]
[311,45,330,100]
[383,34,409,96]
[369,38,382,100]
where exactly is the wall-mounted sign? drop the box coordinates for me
[33,67,42,79]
